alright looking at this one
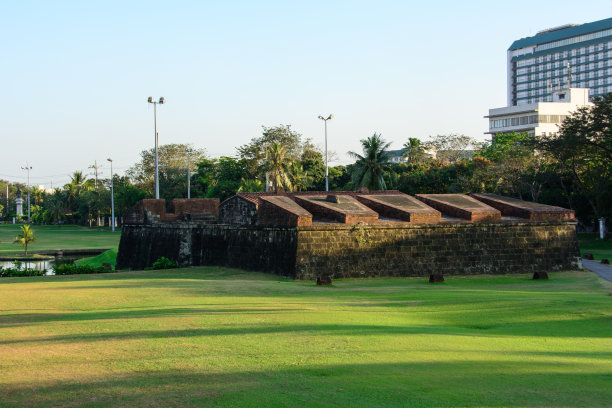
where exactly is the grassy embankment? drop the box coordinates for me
[0,268,610,407]
[0,224,120,258]
[578,233,612,261]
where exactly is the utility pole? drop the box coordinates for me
[21,164,32,223]
[107,158,115,233]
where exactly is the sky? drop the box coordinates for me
[1,0,611,187]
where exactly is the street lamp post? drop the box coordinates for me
[147,96,165,199]
[187,148,191,199]
[21,164,32,223]
[317,114,333,191]
[107,158,115,233]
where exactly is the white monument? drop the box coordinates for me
[15,188,23,217]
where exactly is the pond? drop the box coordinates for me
[0,255,91,275]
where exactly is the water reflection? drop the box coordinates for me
[0,257,85,275]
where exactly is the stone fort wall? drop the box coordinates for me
[117,221,580,279]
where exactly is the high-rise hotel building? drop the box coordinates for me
[508,17,612,106]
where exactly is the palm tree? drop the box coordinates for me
[401,137,427,166]
[237,178,264,193]
[348,133,392,191]
[289,162,309,192]
[261,143,293,192]
[14,224,38,256]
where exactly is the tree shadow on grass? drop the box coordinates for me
[2,360,611,407]
[2,314,611,345]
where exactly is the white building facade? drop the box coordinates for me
[487,88,592,137]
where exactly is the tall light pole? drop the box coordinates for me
[147,96,165,199]
[186,148,191,199]
[318,114,333,191]
[21,164,32,223]
[107,158,115,233]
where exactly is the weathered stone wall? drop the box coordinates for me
[117,220,580,279]
[219,196,258,225]
[117,224,298,275]
[294,222,580,279]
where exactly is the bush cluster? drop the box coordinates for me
[151,257,179,270]
[0,262,45,277]
[52,264,113,275]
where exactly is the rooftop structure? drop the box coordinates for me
[486,87,592,136]
[507,17,612,106]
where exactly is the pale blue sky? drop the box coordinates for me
[1,0,611,187]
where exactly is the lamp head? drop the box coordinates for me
[147,96,153,103]
[318,115,324,120]
[107,158,112,163]
[327,114,333,120]
[159,97,165,104]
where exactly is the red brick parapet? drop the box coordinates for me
[294,195,378,225]
[415,194,501,222]
[259,196,312,227]
[123,198,219,224]
[470,193,575,221]
[356,194,441,224]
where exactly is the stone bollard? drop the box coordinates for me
[583,253,594,260]
[601,259,610,265]
[316,276,332,286]
[429,274,444,283]
[533,271,549,280]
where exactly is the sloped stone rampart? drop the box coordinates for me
[258,196,312,227]
[470,193,575,221]
[416,194,501,222]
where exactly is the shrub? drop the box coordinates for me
[152,257,179,270]
[0,265,45,278]
[52,264,111,275]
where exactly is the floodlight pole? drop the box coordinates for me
[21,164,32,223]
[318,114,333,191]
[148,97,165,199]
[187,148,191,199]
[107,158,115,233]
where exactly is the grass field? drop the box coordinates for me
[1,268,611,407]
[0,224,120,256]
[578,233,612,261]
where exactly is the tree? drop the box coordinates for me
[127,144,206,198]
[474,132,551,201]
[237,178,265,193]
[300,144,326,190]
[427,134,481,163]
[237,125,312,181]
[192,157,250,201]
[539,93,612,230]
[401,138,429,166]
[348,133,392,190]
[44,193,65,224]
[261,143,293,192]
[289,162,309,192]
[13,224,37,256]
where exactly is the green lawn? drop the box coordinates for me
[578,233,612,261]
[1,269,610,407]
[0,224,120,256]
[75,249,118,269]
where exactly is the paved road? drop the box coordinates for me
[582,259,612,282]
